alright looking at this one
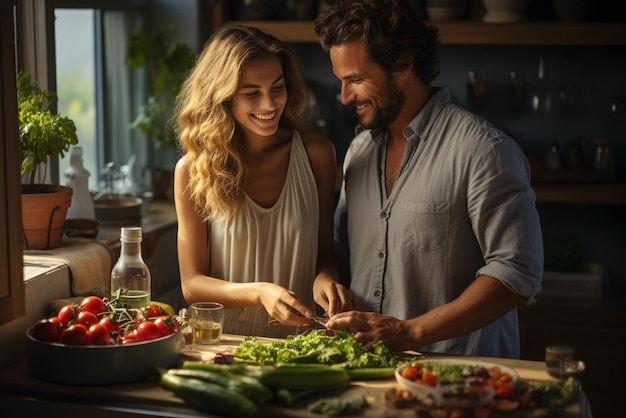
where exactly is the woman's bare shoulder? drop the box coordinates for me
[300,131,335,157]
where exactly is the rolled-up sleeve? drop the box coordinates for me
[470,136,544,304]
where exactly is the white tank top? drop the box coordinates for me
[207,131,319,338]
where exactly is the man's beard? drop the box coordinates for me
[357,75,405,130]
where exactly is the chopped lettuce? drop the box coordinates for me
[233,329,411,369]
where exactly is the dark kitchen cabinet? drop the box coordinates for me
[518,299,626,417]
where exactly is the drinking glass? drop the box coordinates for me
[190,302,224,347]
[545,346,585,380]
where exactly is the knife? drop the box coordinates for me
[268,315,329,327]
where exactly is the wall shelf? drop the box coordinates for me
[532,183,626,205]
[231,21,626,46]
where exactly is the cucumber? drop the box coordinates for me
[167,368,272,405]
[182,360,265,378]
[260,364,350,391]
[182,361,234,374]
[166,368,232,387]
[160,373,257,417]
[345,367,396,380]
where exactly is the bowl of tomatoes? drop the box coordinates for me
[26,295,182,385]
[395,359,518,408]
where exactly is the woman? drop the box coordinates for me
[173,25,359,338]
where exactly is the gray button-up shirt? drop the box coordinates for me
[334,87,543,358]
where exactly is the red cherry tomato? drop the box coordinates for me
[153,316,179,337]
[88,323,112,345]
[31,319,62,342]
[99,315,121,335]
[60,324,89,345]
[120,333,139,345]
[401,366,422,381]
[57,303,78,325]
[80,296,107,316]
[135,321,161,341]
[495,383,515,398]
[48,316,65,333]
[142,303,165,319]
[422,370,438,386]
[76,310,99,328]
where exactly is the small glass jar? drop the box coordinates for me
[545,346,584,380]
[545,345,575,364]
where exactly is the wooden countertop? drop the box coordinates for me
[0,334,588,417]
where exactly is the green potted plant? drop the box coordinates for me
[18,70,79,249]
[126,24,194,151]
[126,25,194,200]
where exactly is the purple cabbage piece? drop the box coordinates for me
[213,353,234,364]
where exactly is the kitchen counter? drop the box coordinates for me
[0,334,590,418]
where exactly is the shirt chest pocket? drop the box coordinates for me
[402,201,450,252]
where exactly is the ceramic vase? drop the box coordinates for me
[426,0,467,22]
[482,0,529,23]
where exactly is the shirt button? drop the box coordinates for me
[378,252,385,258]
[374,290,381,297]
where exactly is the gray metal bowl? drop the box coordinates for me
[26,326,180,385]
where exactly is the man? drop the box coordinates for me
[316,0,543,358]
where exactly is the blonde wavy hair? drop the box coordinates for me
[174,25,308,222]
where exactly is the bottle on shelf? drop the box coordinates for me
[545,138,563,171]
[110,226,151,309]
[64,146,95,220]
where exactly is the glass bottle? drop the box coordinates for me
[64,146,95,220]
[110,226,151,309]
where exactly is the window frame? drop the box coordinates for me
[0,0,25,325]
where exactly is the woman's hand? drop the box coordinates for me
[259,283,312,326]
[313,275,361,318]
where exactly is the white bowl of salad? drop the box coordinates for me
[395,358,519,408]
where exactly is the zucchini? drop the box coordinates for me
[167,368,231,385]
[160,373,257,417]
[182,360,265,378]
[345,367,396,380]
[167,368,272,405]
[260,364,350,391]
[182,361,234,374]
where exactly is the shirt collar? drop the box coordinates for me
[405,86,451,142]
[368,86,452,145]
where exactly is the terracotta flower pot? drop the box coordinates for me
[21,184,72,250]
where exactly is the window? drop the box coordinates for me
[54,9,97,189]
[54,1,148,193]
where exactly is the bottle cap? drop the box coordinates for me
[120,226,143,241]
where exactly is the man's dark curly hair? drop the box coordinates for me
[315,0,440,84]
